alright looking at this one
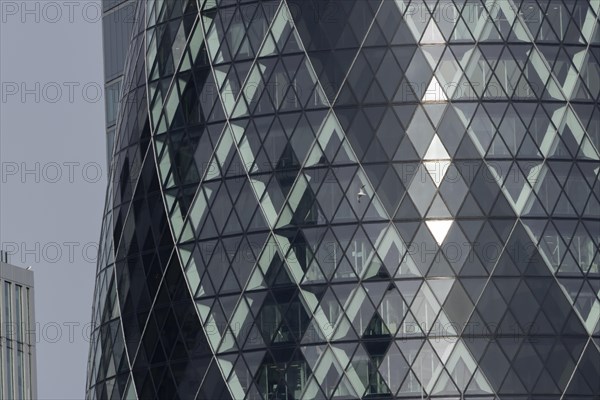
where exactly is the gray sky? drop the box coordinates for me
[1,1,107,398]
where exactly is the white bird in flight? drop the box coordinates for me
[357,185,366,203]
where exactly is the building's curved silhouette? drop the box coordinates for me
[88,1,600,399]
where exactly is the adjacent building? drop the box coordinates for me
[0,251,36,399]
[89,1,600,399]
[102,0,136,166]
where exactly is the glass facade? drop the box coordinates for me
[0,260,36,399]
[89,0,600,399]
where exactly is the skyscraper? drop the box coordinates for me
[0,252,37,399]
[88,1,600,399]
